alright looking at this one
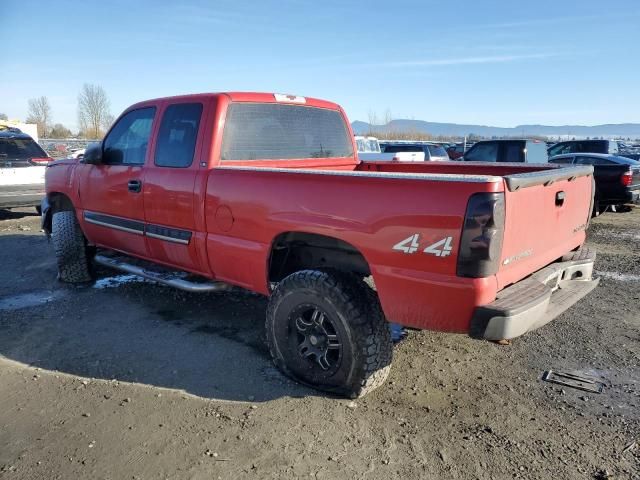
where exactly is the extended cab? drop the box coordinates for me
[42,92,599,397]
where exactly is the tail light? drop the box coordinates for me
[621,169,632,187]
[457,192,505,278]
[29,157,52,165]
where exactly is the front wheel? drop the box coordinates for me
[51,210,92,283]
[266,270,392,398]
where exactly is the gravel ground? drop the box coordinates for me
[0,206,638,480]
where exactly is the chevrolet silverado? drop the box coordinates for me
[42,92,599,397]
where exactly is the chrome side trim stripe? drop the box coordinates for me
[83,211,192,244]
[146,231,190,245]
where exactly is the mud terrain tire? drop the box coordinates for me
[52,211,92,283]
[266,269,392,398]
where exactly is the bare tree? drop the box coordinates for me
[0,113,8,121]
[383,108,393,125]
[26,96,52,138]
[367,110,379,136]
[77,83,112,139]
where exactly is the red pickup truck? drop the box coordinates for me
[42,92,599,397]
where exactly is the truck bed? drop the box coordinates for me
[209,160,594,332]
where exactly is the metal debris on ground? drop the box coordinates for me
[542,370,605,393]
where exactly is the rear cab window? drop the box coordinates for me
[383,145,423,153]
[221,103,352,161]
[0,135,48,167]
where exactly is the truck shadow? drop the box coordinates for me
[0,234,316,402]
[0,208,40,220]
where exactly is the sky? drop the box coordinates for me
[1,0,640,131]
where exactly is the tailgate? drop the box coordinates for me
[496,166,593,290]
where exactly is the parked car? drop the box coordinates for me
[548,139,621,158]
[383,142,449,161]
[69,148,86,160]
[447,144,466,160]
[0,126,52,212]
[549,153,640,214]
[42,92,598,397]
[461,139,548,163]
[355,136,386,161]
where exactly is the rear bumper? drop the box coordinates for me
[470,248,599,340]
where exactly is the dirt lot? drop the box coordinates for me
[0,207,638,480]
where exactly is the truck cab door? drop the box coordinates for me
[77,107,156,258]
[142,100,212,275]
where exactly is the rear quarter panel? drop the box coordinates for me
[204,168,501,332]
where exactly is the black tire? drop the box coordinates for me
[266,269,392,398]
[52,211,92,283]
[592,194,601,218]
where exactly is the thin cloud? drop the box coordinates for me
[478,12,640,29]
[359,53,560,69]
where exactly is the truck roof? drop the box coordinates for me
[127,92,342,112]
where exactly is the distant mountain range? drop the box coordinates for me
[351,119,640,139]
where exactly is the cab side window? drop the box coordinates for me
[103,107,156,165]
[154,103,203,168]
[548,142,571,157]
[465,142,498,162]
[502,143,523,162]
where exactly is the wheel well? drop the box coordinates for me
[48,192,75,213]
[42,192,75,233]
[268,232,371,282]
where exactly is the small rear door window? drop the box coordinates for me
[221,103,352,161]
[154,103,203,168]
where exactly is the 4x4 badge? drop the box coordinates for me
[393,234,453,257]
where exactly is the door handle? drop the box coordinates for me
[128,179,142,193]
[555,191,565,206]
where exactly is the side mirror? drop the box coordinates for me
[83,142,103,165]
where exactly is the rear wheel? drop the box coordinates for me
[266,269,392,398]
[52,210,92,283]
